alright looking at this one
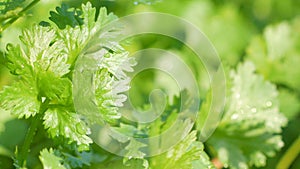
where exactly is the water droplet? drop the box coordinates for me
[41,97,46,103]
[278,140,284,148]
[251,108,257,113]
[231,114,239,120]
[266,101,272,107]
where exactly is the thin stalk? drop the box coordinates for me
[16,99,49,168]
[276,136,300,169]
[0,0,40,33]
[16,114,41,168]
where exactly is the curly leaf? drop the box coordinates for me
[39,148,66,169]
[0,81,39,119]
[43,108,92,150]
[49,3,83,29]
[150,131,212,169]
[207,61,287,169]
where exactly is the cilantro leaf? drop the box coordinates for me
[246,20,300,92]
[6,25,70,79]
[5,44,31,76]
[19,26,70,77]
[264,22,293,60]
[2,2,134,148]
[49,3,83,29]
[0,81,39,119]
[43,107,92,150]
[39,148,67,169]
[68,3,135,124]
[207,62,287,169]
[123,139,149,169]
[150,131,212,169]
[61,151,92,169]
[94,69,130,123]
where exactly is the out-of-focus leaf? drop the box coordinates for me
[246,19,300,92]
[207,62,287,169]
[150,131,213,169]
[39,148,66,169]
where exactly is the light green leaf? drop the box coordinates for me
[246,19,300,92]
[0,81,39,118]
[68,2,135,124]
[150,131,210,169]
[43,108,92,149]
[39,148,66,169]
[19,26,70,77]
[264,22,293,60]
[123,139,149,169]
[207,61,287,169]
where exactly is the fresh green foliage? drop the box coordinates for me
[0,0,25,15]
[49,3,83,29]
[0,0,299,169]
[206,62,287,169]
[0,0,40,35]
[150,131,214,169]
[246,20,300,120]
[39,149,66,169]
[0,2,136,168]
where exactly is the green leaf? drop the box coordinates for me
[0,81,39,118]
[263,22,293,60]
[94,69,129,123]
[123,139,149,169]
[70,3,135,124]
[49,3,83,29]
[6,25,70,80]
[192,151,216,169]
[207,61,287,169]
[60,151,92,168]
[37,72,72,102]
[0,0,24,14]
[5,44,31,76]
[43,107,92,149]
[224,61,287,132]
[19,26,70,77]
[39,148,66,169]
[150,131,211,169]
[246,19,300,92]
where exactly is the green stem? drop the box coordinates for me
[16,99,49,168]
[17,114,41,168]
[0,0,40,33]
[276,136,300,169]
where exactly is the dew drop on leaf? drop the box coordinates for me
[235,93,240,99]
[266,101,272,107]
[251,108,257,113]
[231,114,239,120]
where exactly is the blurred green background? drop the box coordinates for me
[0,0,299,168]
